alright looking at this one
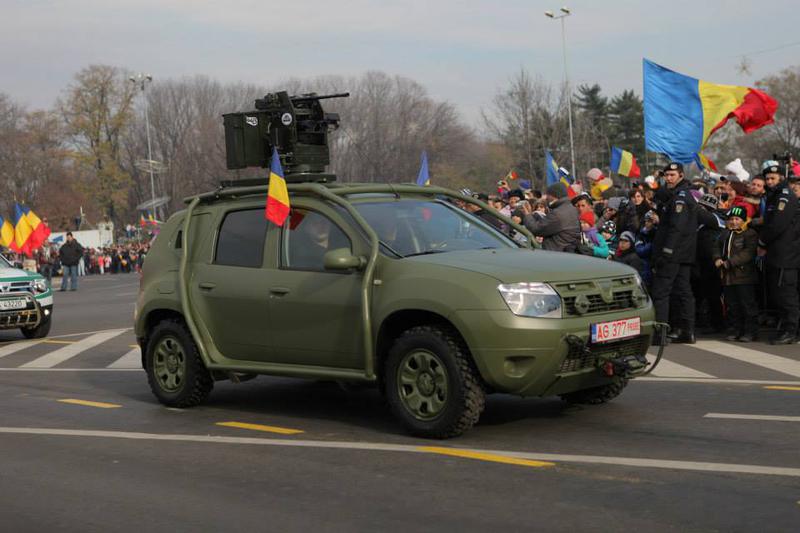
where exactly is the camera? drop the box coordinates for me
[720,192,729,202]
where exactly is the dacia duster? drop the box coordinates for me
[0,253,53,339]
[135,182,656,438]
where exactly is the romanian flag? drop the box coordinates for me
[11,203,34,256]
[505,169,519,181]
[265,147,290,226]
[416,151,430,186]
[0,216,14,249]
[644,59,778,163]
[694,152,718,172]
[19,205,50,250]
[610,147,641,178]
[545,151,560,186]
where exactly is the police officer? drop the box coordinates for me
[758,162,800,344]
[651,162,698,344]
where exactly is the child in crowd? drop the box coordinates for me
[579,211,609,259]
[614,231,644,276]
[600,220,618,255]
[712,206,759,342]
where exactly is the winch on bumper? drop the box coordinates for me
[451,306,657,397]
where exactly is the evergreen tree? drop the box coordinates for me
[608,90,645,157]
[574,84,607,126]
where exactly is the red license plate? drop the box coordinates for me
[590,317,640,343]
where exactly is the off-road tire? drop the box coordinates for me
[385,325,485,439]
[560,377,628,405]
[21,315,51,339]
[145,319,213,407]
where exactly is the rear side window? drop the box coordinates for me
[214,209,267,267]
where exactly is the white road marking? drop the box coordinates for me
[704,413,800,423]
[0,427,798,478]
[693,340,800,378]
[638,377,800,385]
[0,340,43,359]
[20,330,128,368]
[646,354,715,378]
[106,348,141,369]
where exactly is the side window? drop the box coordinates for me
[283,210,352,271]
[214,209,268,268]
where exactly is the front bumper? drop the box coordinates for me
[451,303,656,397]
[0,292,52,330]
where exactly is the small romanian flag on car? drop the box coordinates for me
[610,147,641,178]
[265,147,290,226]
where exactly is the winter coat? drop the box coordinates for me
[759,184,800,268]
[582,228,609,258]
[523,198,580,253]
[615,247,644,276]
[652,180,698,265]
[58,240,84,266]
[712,227,758,285]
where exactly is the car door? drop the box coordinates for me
[264,206,364,369]
[189,206,274,362]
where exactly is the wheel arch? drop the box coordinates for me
[139,308,186,369]
[375,309,472,383]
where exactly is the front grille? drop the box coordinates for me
[563,290,634,315]
[0,309,39,327]
[559,335,649,373]
[0,281,34,294]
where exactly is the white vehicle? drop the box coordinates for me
[0,254,53,338]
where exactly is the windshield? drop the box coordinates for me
[352,199,516,257]
[0,254,11,268]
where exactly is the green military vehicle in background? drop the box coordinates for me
[134,92,658,438]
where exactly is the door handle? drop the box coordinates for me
[269,287,290,296]
[198,282,216,291]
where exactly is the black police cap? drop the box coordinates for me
[663,162,684,173]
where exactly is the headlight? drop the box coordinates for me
[631,273,649,306]
[498,282,562,318]
[33,279,48,293]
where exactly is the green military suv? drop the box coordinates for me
[135,183,655,438]
[0,253,53,338]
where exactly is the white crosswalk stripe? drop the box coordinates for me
[692,340,800,378]
[646,354,716,378]
[0,340,44,359]
[107,348,142,369]
[20,329,128,368]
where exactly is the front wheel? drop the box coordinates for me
[21,314,52,339]
[145,319,213,407]
[384,325,485,439]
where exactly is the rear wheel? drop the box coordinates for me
[145,319,213,407]
[385,325,485,439]
[560,378,628,405]
[21,314,51,339]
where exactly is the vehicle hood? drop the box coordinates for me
[0,266,35,280]
[404,248,636,283]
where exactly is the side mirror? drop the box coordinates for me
[323,248,366,271]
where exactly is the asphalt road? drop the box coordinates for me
[1,273,799,532]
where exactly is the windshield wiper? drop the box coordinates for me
[404,249,449,258]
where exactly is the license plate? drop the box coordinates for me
[590,317,640,343]
[0,298,27,311]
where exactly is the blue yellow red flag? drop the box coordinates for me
[693,152,718,172]
[12,203,34,255]
[416,151,430,186]
[265,147,290,226]
[610,147,641,178]
[644,59,778,163]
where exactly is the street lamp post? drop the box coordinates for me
[129,73,157,220]
[545,7,576,180]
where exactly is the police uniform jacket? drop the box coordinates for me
[652,180,698,264]
[759,183,800,268]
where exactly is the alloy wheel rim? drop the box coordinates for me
[153,336,186,393]
[397,350,449,420]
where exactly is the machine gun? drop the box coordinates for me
[223,91,349,183]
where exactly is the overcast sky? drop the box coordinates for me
[2,0,799,125]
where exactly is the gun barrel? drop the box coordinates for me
[291,92,350,102]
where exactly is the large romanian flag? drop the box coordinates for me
[265,147,290,226]
[610,147,641,178]
[0,216,14,249]
[644,59,778,163]
[11,203,34,256]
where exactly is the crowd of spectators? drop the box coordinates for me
[461,156,800,345]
